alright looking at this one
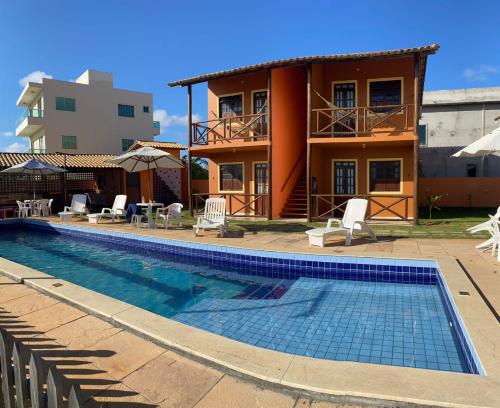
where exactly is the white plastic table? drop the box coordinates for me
[135,203,163,229]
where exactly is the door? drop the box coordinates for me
[333,82,356,136]
[252,91,268,139]
[333,161,356,216]
[253,163,268,216]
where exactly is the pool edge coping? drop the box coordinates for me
[0,225,498,407]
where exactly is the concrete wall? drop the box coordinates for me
[420,87,500,177]
[18,70,158,154]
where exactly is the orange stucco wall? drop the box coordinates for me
[205,150,268,215]
[419,177,500,208]
[312,144,415,219]
[312,57,416,136]
[271,66,307,218]
[208,72,268,119]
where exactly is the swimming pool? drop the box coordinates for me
[0,220,482,375]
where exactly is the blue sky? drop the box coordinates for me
[0,0,498,152]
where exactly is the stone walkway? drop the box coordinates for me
[0,276,355,407]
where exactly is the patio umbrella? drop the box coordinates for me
[452,126,500,157]
[106,146,184,201]
[1,158,67,200]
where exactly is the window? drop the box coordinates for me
[55,97,76,111]
[219,95,242,118]
[369,160,401,192]
[369,80,402,112]
[143,105,149,113]
[118,104,135,117]
[62,135,77,150]
[122,138,135,152]
[219,163,243,191]
[418,124,427,146]
[334,161,356,195]
[466,164,477,177]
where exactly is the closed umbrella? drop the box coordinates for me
[106,146,184,201]
[1,159,67,200]
[452,126,500,157]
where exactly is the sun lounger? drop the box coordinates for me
[306,198,377,247]
[193,198,227,237]
[87,195,127,224]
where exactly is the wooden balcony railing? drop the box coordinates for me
[311,194,413,221]
[193,193,268,217]
[192,113,269,146]
[311,104,413,137]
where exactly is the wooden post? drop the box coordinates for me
[413,54,420,226]
[267,69,273,220]
[29,353,45,408]
[13,342,29,408]
[68,384,84,408]
[306,63,312,222]
[0,330,15,408]
[47,366,64,408]
[187,84,193,216]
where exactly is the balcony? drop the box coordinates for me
[192,113,269,146]
[15,109,44,137]
[311,104,413,138]
[153,121,160,129]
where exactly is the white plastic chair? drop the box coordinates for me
[48,198,54,215]
[60,194,88,219]
[306,198,377,247]
[193,198,227,237]
[157,203,183,229]
[16,200,30,218]
[87,195,127,223]
[467,207,500,250]
[34,199,50,217]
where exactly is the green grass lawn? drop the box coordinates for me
[178,207,493,239]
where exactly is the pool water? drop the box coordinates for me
[0,227,470,373]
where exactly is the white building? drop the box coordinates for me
[15,70,160,154]
[419,87,500,177]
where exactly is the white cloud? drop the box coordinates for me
[4,142,28,153]
[463,65,497,82]
[18,70,53,87]
[2,131,14,137]
[153,109,202,134]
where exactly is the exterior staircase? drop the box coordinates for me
[280,172,307,218]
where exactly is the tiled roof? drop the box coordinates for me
[128,140,187,150]
[0,153,119,169]
[168,44,440,87]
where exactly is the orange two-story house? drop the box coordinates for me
[169,44,439,224]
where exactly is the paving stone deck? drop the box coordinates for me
[0,276,353,407]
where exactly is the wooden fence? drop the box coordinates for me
[0,329,84,408]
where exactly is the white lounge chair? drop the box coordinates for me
[193,198,227,237]
[468,207,500,250]
[87,195,127,224]
[306,198,377,247]
[157,203,183,229]
[59,194,88,220]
